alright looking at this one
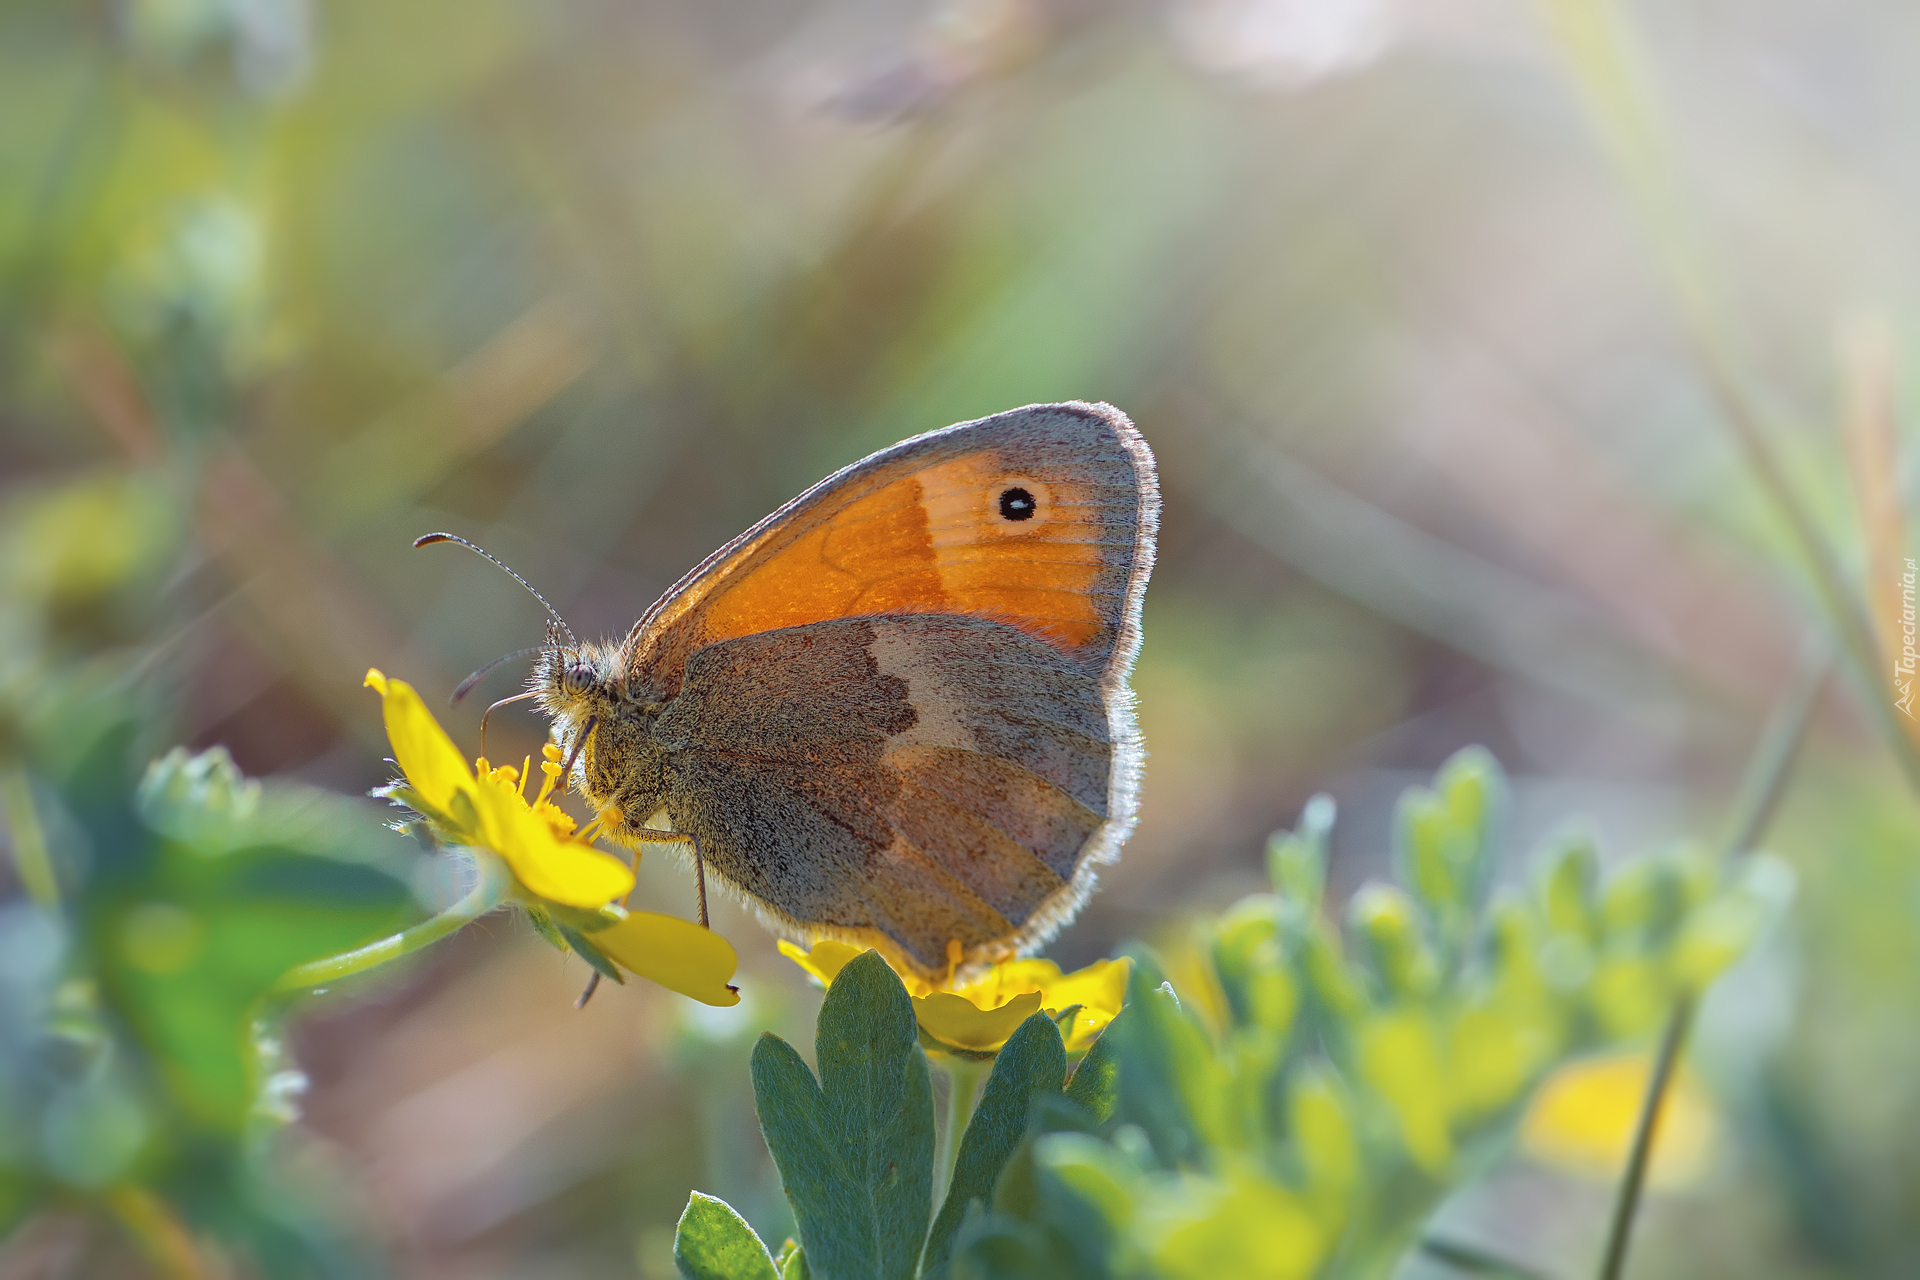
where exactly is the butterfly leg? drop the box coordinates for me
[694,837,709,928]
[572,827,710,1010]
[620,828,709,927]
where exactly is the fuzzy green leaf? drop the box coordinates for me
[674,1192,777,1280]
[1108,952,1234,1165]
[1063,1023,1121,1122]
[923,1013,1067,1279]
[751,950,933,1280]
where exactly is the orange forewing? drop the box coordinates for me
[630,450,1115,697]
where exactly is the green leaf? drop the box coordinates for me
[1107,952,1234,1165]
[750,950,933,1280]
[1537,827,1600,939]
[990,1094,1101,1223]
[674,1192,778,1280]
[555,922,625,984]
[1267,794,1332,909]
[106,752,419,1131]
[923,1013,1067,1279]
[524,902,568,952]
[950,1206,1061,1280]
[1347,884,1439,999]
[776,1241,809,1280]
[1392,749,1507,943]
[1030,1133,1141,1242]
[1063,1023,1120,1122]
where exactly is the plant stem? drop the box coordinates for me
[1721,642,1832,861]
[1595,995,1694,1280]
[270,850,509,994]
[933,1055,989,1207]
[1594,642,1827,1280]
[0,764,59,909]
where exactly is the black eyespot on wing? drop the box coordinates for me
[998,486,1036,521]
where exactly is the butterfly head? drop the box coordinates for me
[532,629,623,723]
[529,628,671,814]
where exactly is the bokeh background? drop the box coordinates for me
[5,0,1920,1276]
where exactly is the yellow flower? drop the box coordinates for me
[1519,1051,1718,1189]
[366,668,631,907]
[780,939,1129,1054]
[364,669,739,1006]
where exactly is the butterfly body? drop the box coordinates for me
[534,402,1157,980]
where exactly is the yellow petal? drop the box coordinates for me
[915,989,1045,1052]
[778,938,866,989]
[469,771,634,907]
[364,669,472,814]
[594,910,740,1006]
[1520,1052,1717,1189]
[1039,957,1132,1019]
[1059,1005,1120,1055]
[967,958,1062,1006]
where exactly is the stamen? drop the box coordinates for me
[944,938,963,987]
[536,744,563,807]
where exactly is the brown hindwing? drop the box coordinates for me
[653,615,1116,973]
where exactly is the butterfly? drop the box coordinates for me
[429,401,1157,983]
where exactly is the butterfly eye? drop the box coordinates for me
[562,663,595,695]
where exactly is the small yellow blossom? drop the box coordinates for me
[365,669,739,1006]
[366,669,632,908]
[780,939,1129,1054]
[1520,1051,1718,1189]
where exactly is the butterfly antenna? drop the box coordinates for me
[414,533,578,647]
[452,647,551,706]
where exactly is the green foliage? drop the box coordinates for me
[678,750,1778,1279]
[676,1192,781,1280]
[121,748,419,1128]
[749,950,935,1280]
[1064,1032,1120,1123]
[923,1013,1068,1279]
[685,953,1111,1280]
[932,749,1780,1279]
[0,737,422,1271]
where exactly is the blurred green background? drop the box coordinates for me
[4,0,1920,1276]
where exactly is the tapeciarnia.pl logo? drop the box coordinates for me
[1899,558,1918,719]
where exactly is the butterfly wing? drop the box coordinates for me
[622,401,1157,699]
[653,615,1123,973]
[630,401,1158,976]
